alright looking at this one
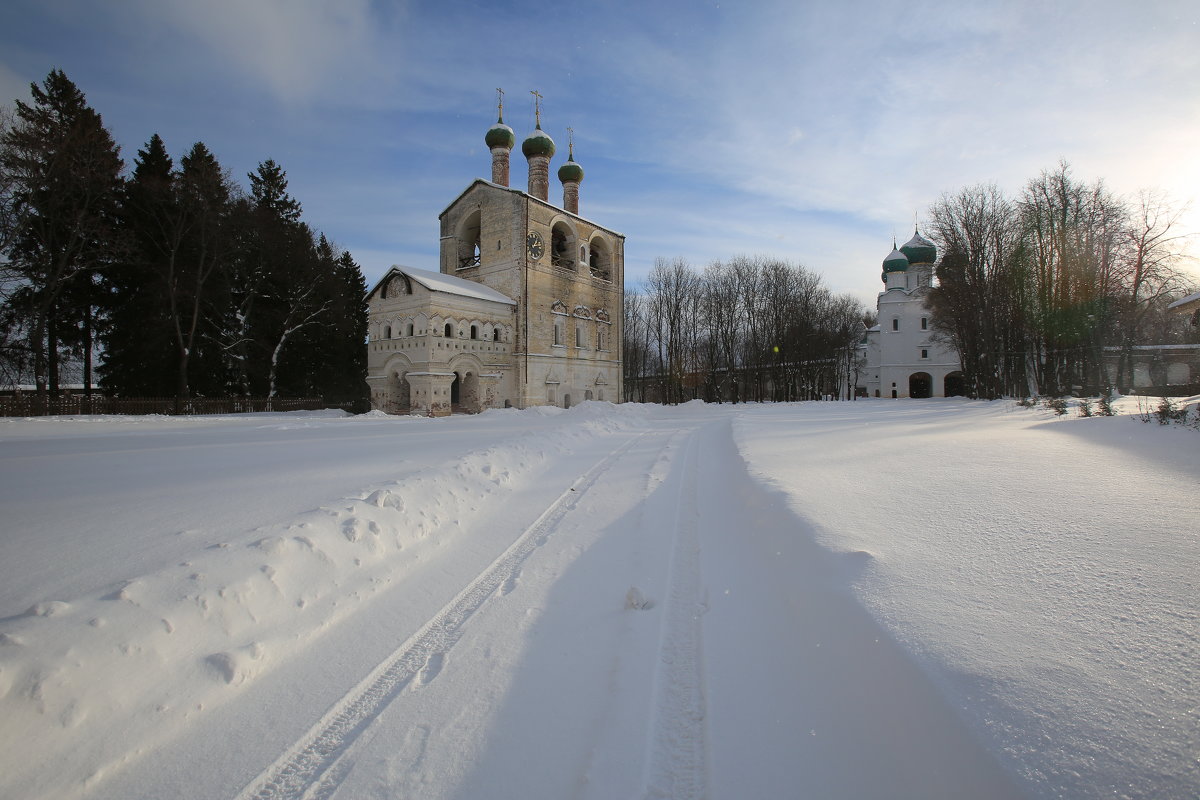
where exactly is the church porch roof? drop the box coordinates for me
[367,265,516,305]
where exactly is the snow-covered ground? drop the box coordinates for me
[0,399,1195,799]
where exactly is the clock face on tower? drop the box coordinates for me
[526,231,544,261]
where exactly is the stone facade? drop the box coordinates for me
[366,115,624,415]
[366,268,517,415]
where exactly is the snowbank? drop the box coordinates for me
[0,404,649,799]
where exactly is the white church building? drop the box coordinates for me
[856,230,964,398]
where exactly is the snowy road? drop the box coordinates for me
[1,401,1196,799]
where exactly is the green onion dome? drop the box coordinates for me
[883,246,909,273]
[485,120,515,150]
[522,124,556,158]
[557,154,584,183]
[900,229,937,265]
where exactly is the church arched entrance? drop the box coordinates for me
[391,371,411,411]
[379,355,414,413]
[909,372,932,398]
[450,373,461,407]
[944,371,966,397]
[462,371,480,412]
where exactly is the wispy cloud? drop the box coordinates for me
[1,0,1195,307]
[126,0,396,107]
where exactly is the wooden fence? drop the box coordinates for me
[0,395,363,418]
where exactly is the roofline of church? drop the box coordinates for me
[364,264,517,305]
[437,178,626,240]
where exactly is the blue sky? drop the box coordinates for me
[2,0,1198,305]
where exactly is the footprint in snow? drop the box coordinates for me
[414,652,445,688]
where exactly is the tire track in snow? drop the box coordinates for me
[642,425,709,800]
[235,433,646,800]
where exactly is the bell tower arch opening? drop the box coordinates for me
[551,221,576,270]
[589,236,611,281]
[457,209,482,269]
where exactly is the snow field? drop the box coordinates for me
[0,398,1196,799]
[732,399,1199,799]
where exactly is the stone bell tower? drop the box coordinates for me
[418,93,625,409]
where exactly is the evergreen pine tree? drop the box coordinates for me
[101,133,179,395]
[174,141,236,399]
[0,69,124,405]
[239,159,332,398]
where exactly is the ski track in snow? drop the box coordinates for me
[641,426,709,800]
[235,433,646,800]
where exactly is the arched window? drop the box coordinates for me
[493,327,501,342]
[457,210,482,269]
[384,325,392,339]
[444,322,454,338]
[597,328,605,350]
[575,325,584,348]
[554,319,563,346]
[406,322,414,337]
[470,325,478,340]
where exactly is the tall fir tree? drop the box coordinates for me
[101,133,178,395]
[0,69,124,404]
[174,141,236,398]
[240,159,328,398]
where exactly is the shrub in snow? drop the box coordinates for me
[1045,396,1069,416]
[1154,396,1185,425]
[1078,399,1093,417]
[1098,390,1116,417]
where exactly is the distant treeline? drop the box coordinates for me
[928,164,1197,399]
[627,162,1198,405]
[623,256,869,403]
[0,69,368,409]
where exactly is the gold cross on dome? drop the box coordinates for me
[531,90,543,126]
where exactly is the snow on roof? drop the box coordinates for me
[1166,291,1200,312]
[385,265,515,305]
